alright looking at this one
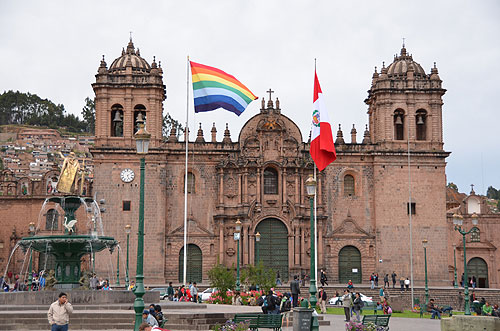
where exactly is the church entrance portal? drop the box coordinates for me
[178,244,202,283]
[467,257,488,288]
[338,246,362,284]
[255,218,289,282]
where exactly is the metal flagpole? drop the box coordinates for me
[314,166,318,284]
[183,56,190,285]
[407,110,414,307]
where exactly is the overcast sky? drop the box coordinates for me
[1,0,498,195]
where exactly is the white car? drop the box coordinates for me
[328,293,373,305]
[200,287,218,301]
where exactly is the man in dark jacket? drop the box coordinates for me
[318,287,327,313]
[290,275,301,308]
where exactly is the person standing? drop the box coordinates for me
[399,277,405,292]
[167,282,174,301]
[191,282,199,302]
[352,292,363,322]
[404,277,410,291]
[90,274,99,290]
[379,286,385,302]
[320,269,328,286]
[391,271,397,289]
[342,289,352,322]
[374,273,379,287]
[48,292,73,331]
[370,273,375,289]
[317,287,327,314]
[383,274,389,288]
[290,275,300,308]
[276,270,282,286]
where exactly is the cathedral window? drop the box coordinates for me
[470,227,480,242]
[416,109,427,141]
[111,105,123,137]
[46,209,58,230]
[123,201,131,211]
[134,105,147,133]
[184,172,195,194]
[264,167,278,194]
[407,202,416,215]
[394,109,405,140]
[344,175,355,196]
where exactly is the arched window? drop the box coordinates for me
[416,109,427,141]
[264,167,278,194]
[184,172,195,194]
[471,227,480,242]
[111,104,123,137]
[394,109,405,140]
[344,175,355,196]
[46,209,59,230]
[133,105,147,133]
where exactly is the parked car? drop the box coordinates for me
[200,288,218,301]
[150,287,168,300]
[328,293,373,305]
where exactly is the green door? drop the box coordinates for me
[338,246,362,284]
[178,244,202,283]
[467,257,488,288]
[255,218,289,282]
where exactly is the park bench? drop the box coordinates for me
[361,301,383,314]
[233,313,283,331]
[362,314,391,330]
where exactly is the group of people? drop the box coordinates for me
[165,282,199,302]
[0,271,46,292]
[141,304,165,327]
[338,287,392,323]
[89,274,112,290]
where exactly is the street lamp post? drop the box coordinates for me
[28,222,35,291]
[235,219,242,292]
[133,120,150,331]
[453,212,478,316]
[453,244,458,289]
[125,224,131,288]
[115,242,120,287]
[255,232,260,292]
[305,174,319,331]
[422,239,429,305]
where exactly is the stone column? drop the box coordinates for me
[318,220,323,268]
[219,221,224,264]
[218,169,224,205]
[242,225,248,265]
[257,168,261,204]
[238,174,242,204]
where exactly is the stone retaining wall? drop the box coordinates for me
[0,290,159,305]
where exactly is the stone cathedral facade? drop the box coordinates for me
[88,39,498,287]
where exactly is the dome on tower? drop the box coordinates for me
[386,46,426,77]
[109,39,151,73]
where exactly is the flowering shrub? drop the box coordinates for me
[212,320,250,331]
[207,289,284,306]
[345,321,385,331]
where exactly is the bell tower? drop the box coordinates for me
[92,38,166,148]
[365,45,446,151]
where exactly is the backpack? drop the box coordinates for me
[266,295,276,310]
[281,299,291,312]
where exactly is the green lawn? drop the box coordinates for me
[321,307,464,318]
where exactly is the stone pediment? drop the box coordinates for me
[170,219,213,236]
[332,218,374,239]
[457,241,497,252]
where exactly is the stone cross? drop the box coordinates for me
[267,88,274,100]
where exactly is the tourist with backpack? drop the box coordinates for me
[265,290,280,314]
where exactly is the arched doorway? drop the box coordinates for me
[255,218,289,282]
[467,257,488,288]
[338,246,362,284]
[178,244,202,283]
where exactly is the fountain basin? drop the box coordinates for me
[19,235,118,289]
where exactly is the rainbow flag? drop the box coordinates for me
[190,61,258,116]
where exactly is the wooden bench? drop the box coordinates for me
[233,313,283,331]
[362,314,391,330]
[361,302,383,314]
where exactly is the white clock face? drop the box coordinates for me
[120,168,135,183]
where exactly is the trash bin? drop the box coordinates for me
[293,307,313,331]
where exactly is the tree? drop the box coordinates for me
[447,182,459,191]
[487,186,499,200]
[240,261,276,293]
[81,97,95,133]
[207,263,236,298]
[162,113,184,138]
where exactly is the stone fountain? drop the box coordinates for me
[17,153,118,289]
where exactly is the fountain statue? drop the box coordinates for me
[17,153,118,289]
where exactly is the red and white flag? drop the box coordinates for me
[309,70,336,171]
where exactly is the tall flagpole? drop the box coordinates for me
[183,56,190,285]
[313,58,318,283]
